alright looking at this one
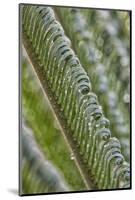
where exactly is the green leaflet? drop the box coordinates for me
[55,7,130,161]
[21,5,130,190]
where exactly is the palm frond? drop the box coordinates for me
[21,5,130,191]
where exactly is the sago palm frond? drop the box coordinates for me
[21,5,130,191]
